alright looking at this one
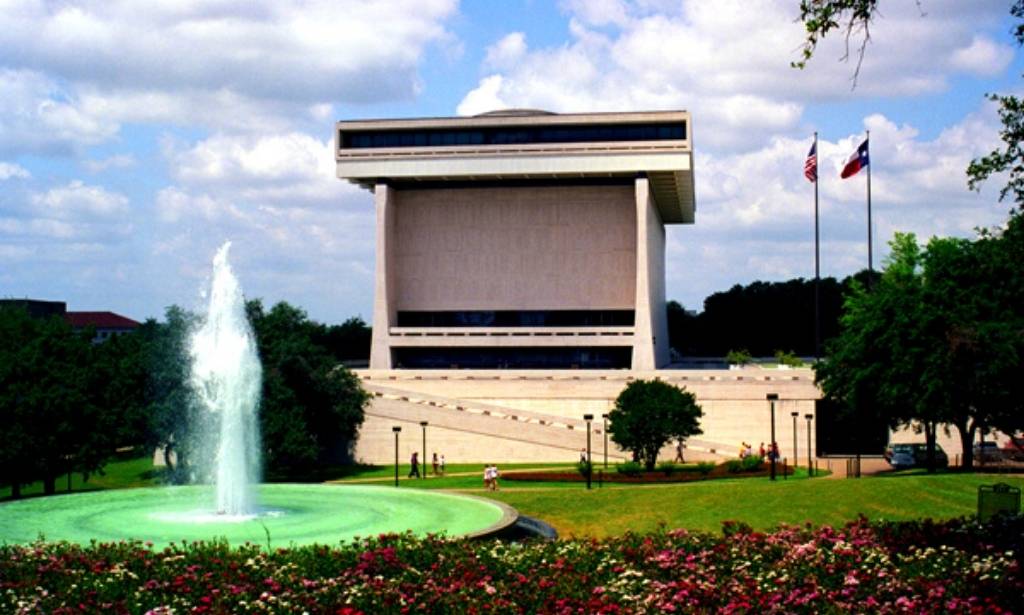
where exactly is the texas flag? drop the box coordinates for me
[840,139,870,179]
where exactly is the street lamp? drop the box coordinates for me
[804,413,814,477]
[791,411,799,474]
[583,413,594,490]
[601,413,609,469]
[420,420,428,479]
[767,394,778,481]
[392,426,402,487]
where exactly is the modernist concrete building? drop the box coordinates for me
[335,110,694,371]
[334,111,831,467]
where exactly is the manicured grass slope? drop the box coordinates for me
[0,455,161,500]
[482,473,1024,537]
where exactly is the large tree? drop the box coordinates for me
[246,300,369,476]
[816,231,1024,469]
[0,308,118,495]
[607,379,703,471]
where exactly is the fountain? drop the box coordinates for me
[188,241,262,517]
[0,243,516,547]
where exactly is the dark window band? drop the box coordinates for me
[394,347,632,369]
[397,310,635,328]
[340,123,685,149]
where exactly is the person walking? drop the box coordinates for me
[490,464,500,491]
[674,440,685,463]
[482,465,492,490]
[432,452,439,475]
[408,452,420,478]
[439,454,446,476]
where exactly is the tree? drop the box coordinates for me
[815,234,944,469]
[816,232,1024,469]
[607,379,703,471]
[668,276,849,357]
[247,300,369,476]
[0,308,118,495]
[141,306,200,482]
[0,307,41,498]
[792,0,879,86]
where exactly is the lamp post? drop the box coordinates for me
[392,426,402,487]
[791,411,799,473]
[584,413,594,490]
[804,413,814,477]
[601,413,609,469]
[419,420,428,479]
[767,394,778,481]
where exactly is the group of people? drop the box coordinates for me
[483,464,500,490]
[739,441,780,461]
[408,451,446,478]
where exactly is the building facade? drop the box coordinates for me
[335,110,695,370]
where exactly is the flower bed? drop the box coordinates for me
[1,515,1021,613]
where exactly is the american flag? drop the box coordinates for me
[804,141,817,183]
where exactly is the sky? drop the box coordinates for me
[1,0,1021,324]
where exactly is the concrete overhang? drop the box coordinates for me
[335,110,695,224]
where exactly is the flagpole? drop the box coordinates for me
[813,131,821,359]
[866,130,873,278]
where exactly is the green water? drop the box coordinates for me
[0,484,510,547]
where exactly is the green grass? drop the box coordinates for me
[5,456,1021,542]
[324,462,576,484]
[0,454,163,501]
[479,473,1024,538]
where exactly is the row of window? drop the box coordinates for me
[393,347,632,369]
[340,123,686,149]
[396,310,635,328]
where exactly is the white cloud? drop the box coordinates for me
[665,101,1008,309]
[484,33,527,70]
[0,162,30,180]
[458,0,1012,151]
[948,35,1014,76]
[0,69,118,155]
[147,129,377,320]
[83,154,136,173]
[560,0,631,27]
[0,1,457,100]
[0,0,459,150]
[31,180,129,217]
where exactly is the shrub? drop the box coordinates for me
[724,459,744,473]
[741,455,764,472]
[696,461,715,476]
[725,349,753,365]
[774,349,804,367]
[615,461,644,477]
[576,461,592,479]
[657,461,678,476]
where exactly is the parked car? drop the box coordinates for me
[1000,436,1024,462]
[973,441,1004,463]
[886,443,948,469]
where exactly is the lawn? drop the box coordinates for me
[0,453,162,500]
[480,472,1024,537]
[5,455,1021,542]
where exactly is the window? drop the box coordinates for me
[396,310,635,327]
[340,122,685,150]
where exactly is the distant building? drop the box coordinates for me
[335,109,695,370]
[0,299,67,318]
[65,311,141,343]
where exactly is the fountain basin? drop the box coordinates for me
[0,484,516,547]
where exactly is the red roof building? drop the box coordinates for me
[65,311,140,343]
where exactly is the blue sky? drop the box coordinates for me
[0,0,1020,324]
